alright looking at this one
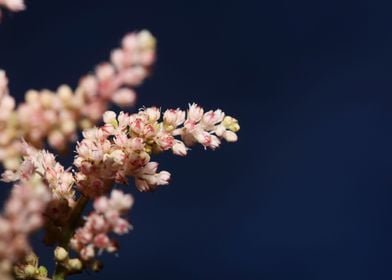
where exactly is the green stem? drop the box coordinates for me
[53,195,89,280]
[53,269,66,280]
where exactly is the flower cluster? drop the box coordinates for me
[74,104,240,197]
[0,177,51,279]
[3,143,75,204]
[14,253,49,280]
[0,30,156,169]
[70,190,133,261]
[68,30,156,122]
[0,4,240,278]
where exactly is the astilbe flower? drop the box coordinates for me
[0,177,51,280]
[0,30,156,170]
[70,190,133,262]
[3,143,75,204]
[0,99,240,273]
[0,4,241,278]
[2,144,78,247]
[74,104,240,197]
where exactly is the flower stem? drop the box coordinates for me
[53,195,89,279]
[53,269,66,280]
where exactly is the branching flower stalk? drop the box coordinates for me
[0,2,240,279]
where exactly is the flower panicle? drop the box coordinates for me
[0,5,241,277]
[0,30,157,170]
[2,142,76,204]
[70,189,133,261]
[74,104,240,197]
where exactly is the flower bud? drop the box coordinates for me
[58,84,73,101]
[112,88,136,107]
[103,111,117,125]
[110,48,125,69]
[38,266,48,277]
[61,120,76,135]
[48,130,65,150]
[24,264,36,277]
[25,253,38,266]
[80,245,95,260]
[145,107,160,123]
[68,258,83,271]
[54,246,68,262]
[39,90,53,109]
[25,90,39,104]
[138,30,156,50]
[230,122,240,132]
[223,130,238,142]
[122,33,138,51]
[223,116,234,127]
[96,63,115,81]
[172,141,187,156]
[188,103,204,122]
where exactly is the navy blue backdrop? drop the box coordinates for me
[1,0,392,279]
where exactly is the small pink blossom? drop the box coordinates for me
[172,140,188,156]
[163,109,186,128]
[109,189,134,211]
[145,106,161,122]
[187,103,204,122]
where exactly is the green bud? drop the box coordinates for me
[38,266,48,277]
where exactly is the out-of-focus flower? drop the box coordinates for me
[2,143,75,204]
[0,30,156,170]
[0,0,25,11]
[0,0,25,21]
[70,190,133,261]
[0,177,51,278]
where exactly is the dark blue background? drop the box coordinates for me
[1,0,392,279]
